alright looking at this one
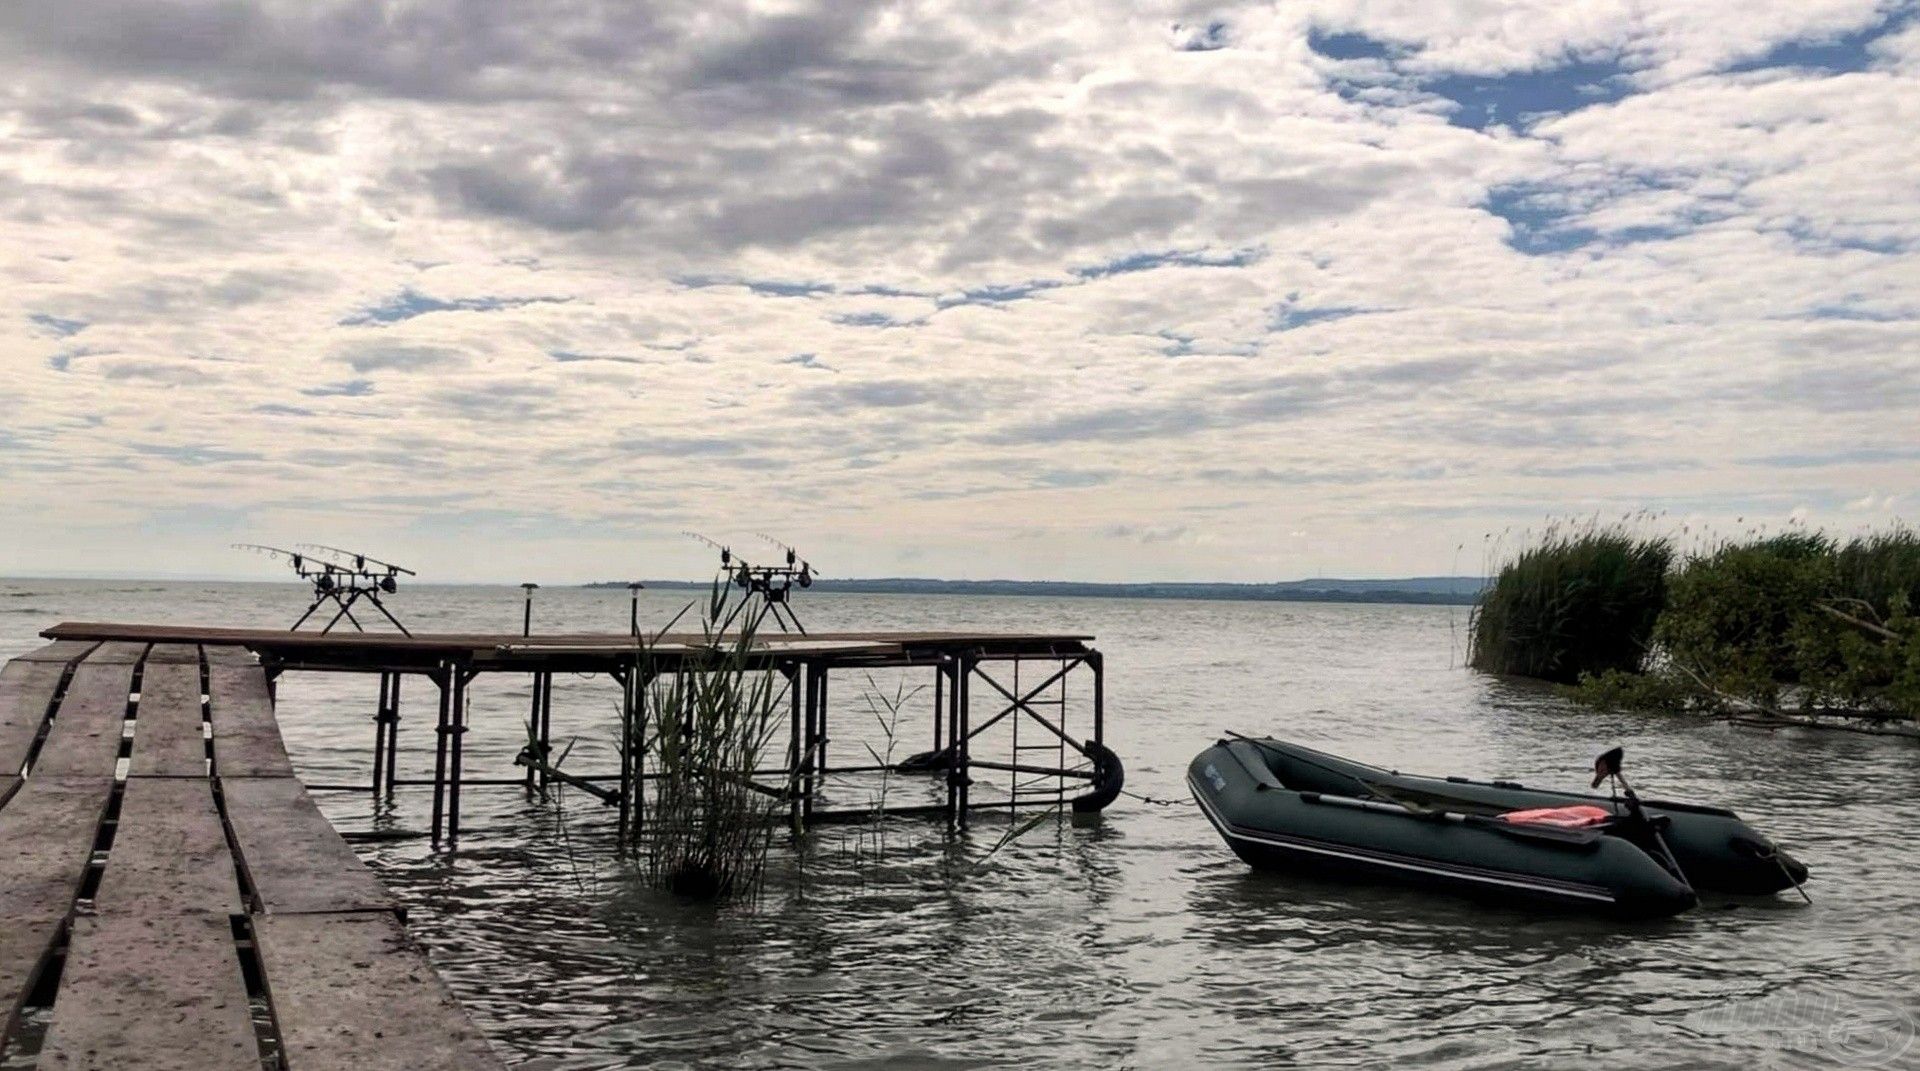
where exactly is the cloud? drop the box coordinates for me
[27,312,88,337]
[339,288,569,325]
[330,344,467,373]
[1,0,1917,582]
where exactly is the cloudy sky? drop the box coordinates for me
[2,0,1917,583]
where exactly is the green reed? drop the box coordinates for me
[1469,522,1673,684]
[635,580,790,901]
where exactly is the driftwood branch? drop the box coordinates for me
[1664,654,1915,731]
[1719,713,1920,738]
[1815,601,1902,642]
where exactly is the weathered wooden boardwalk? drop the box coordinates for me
[0,640,504,1069]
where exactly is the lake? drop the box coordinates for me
[2,579,1914,1069]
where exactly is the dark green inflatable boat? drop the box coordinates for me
[1189,736,1808,918]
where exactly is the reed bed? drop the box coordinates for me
[1468,523,1672,684]
[1474,519,1920,724]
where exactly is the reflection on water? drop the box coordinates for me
[3,580,1916,1069]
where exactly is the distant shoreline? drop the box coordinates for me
[584,576,1485,606]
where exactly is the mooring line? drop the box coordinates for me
[1121,788,1194,807]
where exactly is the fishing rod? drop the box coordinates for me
[233,542,416,635]
[682,532,815,634]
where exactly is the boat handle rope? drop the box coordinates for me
[1758,845,1814,904]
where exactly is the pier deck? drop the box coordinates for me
[41,622,1114,845]
[0,640,503,1069]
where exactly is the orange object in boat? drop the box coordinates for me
[1498,804,1614,828]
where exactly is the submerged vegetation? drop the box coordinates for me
[1473,521,1920,727]
[1467,524,1672,684]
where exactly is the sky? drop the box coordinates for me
[2,0,1917,584]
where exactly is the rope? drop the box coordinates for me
[1121,788,1193,807]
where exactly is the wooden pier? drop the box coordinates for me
[0,639,503,1069]
[39,623,1119,845]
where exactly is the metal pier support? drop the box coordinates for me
[524,671,553,792]
[448,666,470,844]
[430,665,451,845]
[371,671,401,797]
[786,664,803,830]
[429,662,472,846]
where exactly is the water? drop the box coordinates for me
[3,579,1915,1069]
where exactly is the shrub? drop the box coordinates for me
[1470,526,1673,684]
[1656,533,1836,704]
[1573,527,1920,722]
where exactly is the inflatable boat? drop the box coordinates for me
[1189,736,1808,918]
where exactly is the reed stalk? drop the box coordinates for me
[635,580,790,901]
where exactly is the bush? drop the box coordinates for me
[1656,533,1836,704]
[1568,526,1920,722]
[1470,526,1673,684]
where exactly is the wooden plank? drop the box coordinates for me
[0,777,113,1029]
[222,777,395,914]
[15,641,97,664]
[38,914,258,1071]
[0,659,67,775]
[94,778,242,916]
[32,662,134,778]
[80,641,148,665]
[143,642,201,665]
[128,661,206,778]
[200,644,257,667]
[254,911,504,1071]
[206,667,293,778]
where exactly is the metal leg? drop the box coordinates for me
[801,662,818,825]
[1089,652,1104,747]
[815,666,829,778]
[364,592,413,636]
[540,672,554,788]
[616,665,632,841]
[943,661,960,831]
[933,663,944,753]
[290,595,328,630]
[447,669,469,844]
[372,672,392,794]
[641,671,656,840]
[524,671,542,793]
[430,667,451,845]
[787,664,803,830]
[956,656,971,829]
[384,673,401,795]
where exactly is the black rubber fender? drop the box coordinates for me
[1072,741,1125,813]
[896,748,953,773]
